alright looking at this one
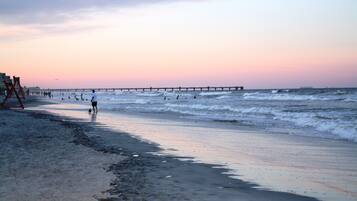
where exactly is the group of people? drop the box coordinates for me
[43,91,53,98]
[62,89,201,114]
[57,90,98,113]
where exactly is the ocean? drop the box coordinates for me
[52,88,357,142]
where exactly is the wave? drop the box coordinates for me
[164,103,262,114]
[164,103,357,142]
[199,91,232,96]
[135,92,163,97]
[334,90,347,95]
[112,99,149,104]
[344,98,357,102]
[165,103,224,111]
[243,92,338,101]
[271,111,357,142]
[216,95,230,100]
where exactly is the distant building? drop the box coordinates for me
[25,87,41,95]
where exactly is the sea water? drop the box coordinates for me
[52,88,357,142]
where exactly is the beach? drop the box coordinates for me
[2,0,356,200]
[0,98,324,201]
[33,95,357,201]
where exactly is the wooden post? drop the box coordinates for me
[13,77,25,99]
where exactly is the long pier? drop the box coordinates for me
[44,86,244,92]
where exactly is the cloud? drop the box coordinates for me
[0,0,177,24]
[0,0,191,39]
[0,24,40,38]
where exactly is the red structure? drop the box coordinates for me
[1,76,26,109]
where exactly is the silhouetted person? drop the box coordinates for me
[91,90,98,113]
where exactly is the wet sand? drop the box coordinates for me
[0,99,319,201]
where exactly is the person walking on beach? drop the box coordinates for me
[91,90,98,113]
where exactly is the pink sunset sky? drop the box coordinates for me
[0,0,356,89]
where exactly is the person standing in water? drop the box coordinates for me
[91,90,98,113]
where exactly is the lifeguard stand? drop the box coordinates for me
[1,74,26,109]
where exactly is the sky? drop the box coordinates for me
[0,0,356,89]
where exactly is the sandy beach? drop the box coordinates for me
[0,98,321,201]
[2,0,356,200]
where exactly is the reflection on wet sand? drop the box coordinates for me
[91,112,97,122]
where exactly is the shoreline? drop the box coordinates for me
[0,98,319,200]
[44,93,357,143]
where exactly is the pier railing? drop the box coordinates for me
[44,86,244,92]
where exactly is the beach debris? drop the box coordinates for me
[132,154,139,157]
